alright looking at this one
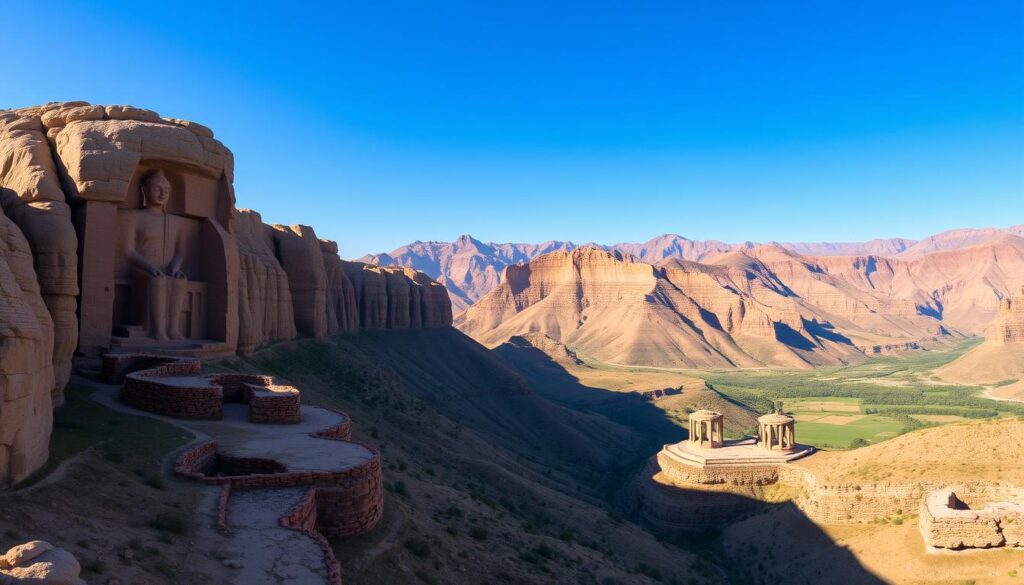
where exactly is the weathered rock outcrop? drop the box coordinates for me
[344,262,453,329]
[0,540,85,584]
[995,287,1024,344]
[0,101,452,485]
[0,108,78,405]
[937,286,1024,386]
[0,210,54,487]
[321,240,360,335]
[273,225,330,338]
[235,209,297,353]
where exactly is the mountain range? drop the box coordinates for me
[360,226,1024,312]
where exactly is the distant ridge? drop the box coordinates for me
[359,226,1024,314]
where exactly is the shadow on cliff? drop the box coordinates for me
[490,337,687,453]
[630,461,889,585]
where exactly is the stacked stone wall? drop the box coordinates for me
[121,373,222,419]
[656,451,779,486]
[280,489,344,585]
[248,386,301,424]
[309,411,353,441]
[919,488,1024,550]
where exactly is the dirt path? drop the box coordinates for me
[83,380,367,585]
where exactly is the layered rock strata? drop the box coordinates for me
[457,248,958,369]
[0,209,54,486]
[936,286,1024,385]
[0,102,452,485]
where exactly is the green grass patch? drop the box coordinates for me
[793,416,905,449]
[23,383,192,486]
[685,340,1024,448]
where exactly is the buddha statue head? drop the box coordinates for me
[141,170,172,209]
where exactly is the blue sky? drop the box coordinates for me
[3,1,1022,257]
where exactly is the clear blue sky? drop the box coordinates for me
[3,1,1022,257]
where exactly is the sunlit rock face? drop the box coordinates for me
[456,246,973,369]
[0,101,452,485]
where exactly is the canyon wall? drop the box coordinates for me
[0,102,452,486]
[456,247,956,369]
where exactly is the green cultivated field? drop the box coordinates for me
[692,340,1024,449]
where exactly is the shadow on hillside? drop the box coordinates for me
[491,338,687,451]
[631,463,888,585]
[248,329,660,485]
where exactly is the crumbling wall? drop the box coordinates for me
[919,488,1024,550]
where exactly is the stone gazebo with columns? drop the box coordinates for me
[758,412,796,452]
[656,409,814,486]
[688,410,724,448]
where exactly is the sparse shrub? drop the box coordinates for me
[469,526,488,541]
[149,511,190,535]
[143,475,166,489]
[404,537,430,558]
[81,558,106,573]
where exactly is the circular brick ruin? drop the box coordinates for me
[105,353,302,423]
[102,352,383,584]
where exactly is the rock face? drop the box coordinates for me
[995,287,1024,344]
[456,247,966,369]
[235,209,297,353]
[0,210,54,487]
[0,540,85,584]
[0,102,452,485]
[363,227,1024,321]
[0,108,79,405]
[937,286,1024,385]
[344,262,453,329]
[360,235,575,312]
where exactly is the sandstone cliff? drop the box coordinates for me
[360,234,575,311]
[0,101,453,485]
[936,286,1024,386]
[235,209,297,353]
[456,247,960,369]
[0,209,54,486]
[363,228,1023,325]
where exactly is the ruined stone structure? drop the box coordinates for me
[100,356,381,584]
[107,354,302,423]
[758,412,796,451]
[919,488,1024,551]
[633,411,815,530]
[654,411,813,488]
[688,410,724,448]
[0,102,453,486]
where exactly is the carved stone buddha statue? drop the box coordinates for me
[119,170,188,340]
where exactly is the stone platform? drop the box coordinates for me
[663,438,814,468]
[656,438,814,487]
